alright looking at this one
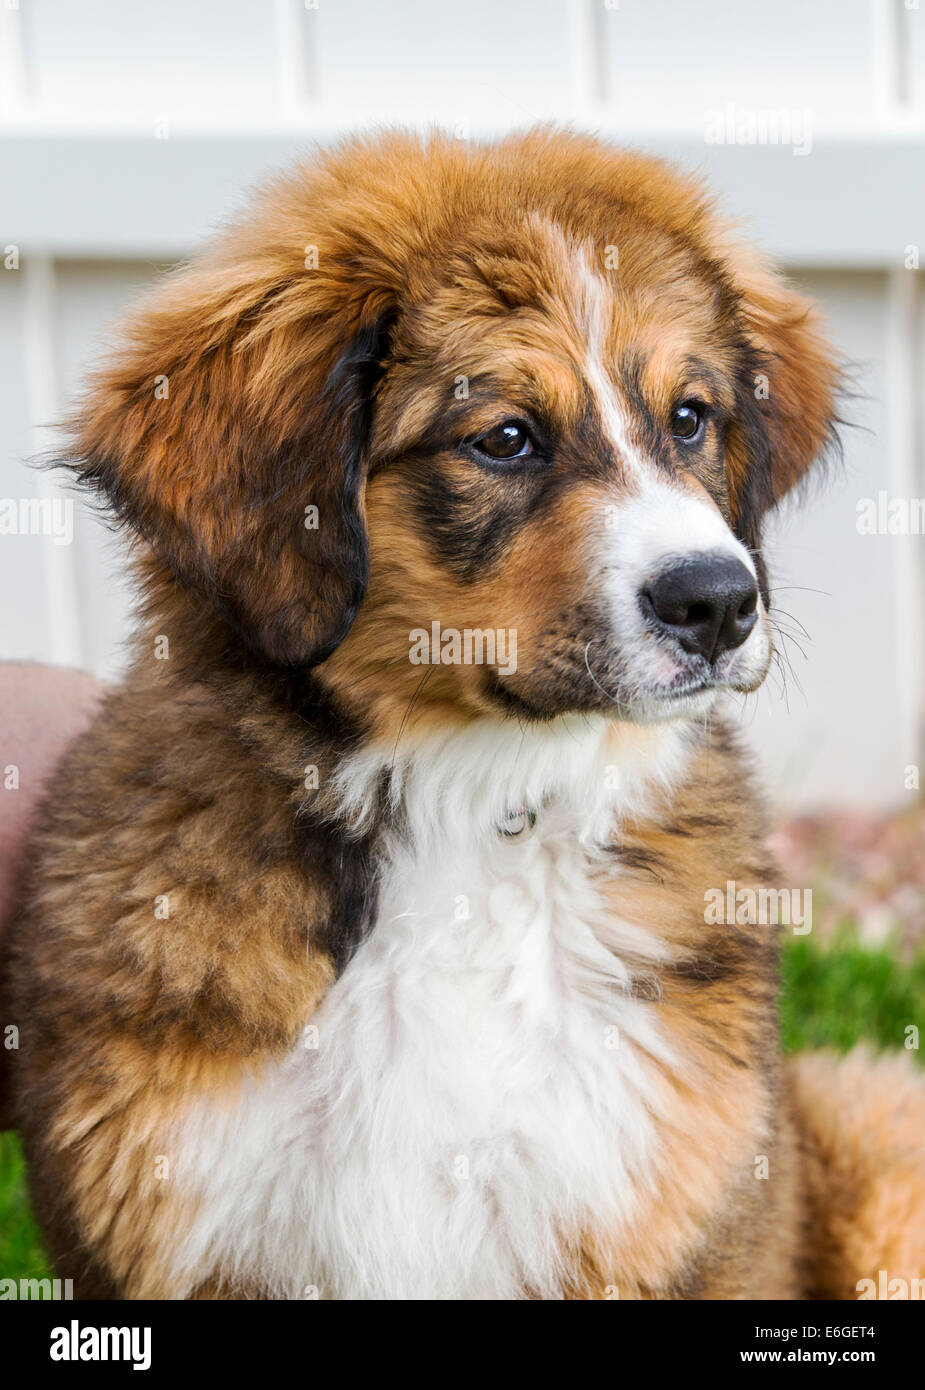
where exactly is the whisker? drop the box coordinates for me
[583,640,624,706]
[389,665,437,774]
[767,584,832,599]
[769,606,813,641]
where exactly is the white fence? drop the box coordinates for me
[2,0,925,811]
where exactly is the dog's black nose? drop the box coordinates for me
[641,554,759,662]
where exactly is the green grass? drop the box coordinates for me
[781,932,925,1057]
[1,931,924,1283]
[0,1131,50,1281]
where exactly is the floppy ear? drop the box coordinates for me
[71,243,394,667]
[719,237,839,569]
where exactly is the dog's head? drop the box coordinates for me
[74,130,837,732]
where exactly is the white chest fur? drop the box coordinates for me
[170,718,692,1299]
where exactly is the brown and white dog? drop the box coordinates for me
[4,129,925,1300]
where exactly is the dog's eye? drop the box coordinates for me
[472,421,535,461]
[671,402,704,442]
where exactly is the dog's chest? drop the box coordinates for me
[173,811,671,1299]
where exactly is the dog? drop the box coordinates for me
[4,128,925,1299]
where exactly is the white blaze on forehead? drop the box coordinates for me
[563,244,756,580]
[570,246,650,481]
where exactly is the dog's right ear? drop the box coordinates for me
[711,232,840,558]
[71,228,395,668]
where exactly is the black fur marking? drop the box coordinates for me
[480,669,551,721]
[401,394,616,584]
[300,309,396,667]
[280,671,385,972]
[607,844,667,882]
[665,928,778,991]
[296,811,382,975]
[660,813,731,837]
[403,452,570,583]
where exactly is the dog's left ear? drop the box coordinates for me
[717,236,839,565]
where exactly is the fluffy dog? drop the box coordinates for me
[4,129,924,1299]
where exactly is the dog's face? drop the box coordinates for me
[73,131,836,736]
[354,215,776,726]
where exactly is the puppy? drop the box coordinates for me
[5,129,925,1299]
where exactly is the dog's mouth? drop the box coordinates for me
[479,630,771,726]
[615,637,773,723]
[653,645,770,694]
[612,606,775,715]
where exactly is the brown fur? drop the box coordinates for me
[2,129,921,1299]
[793,1049,925,1298]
